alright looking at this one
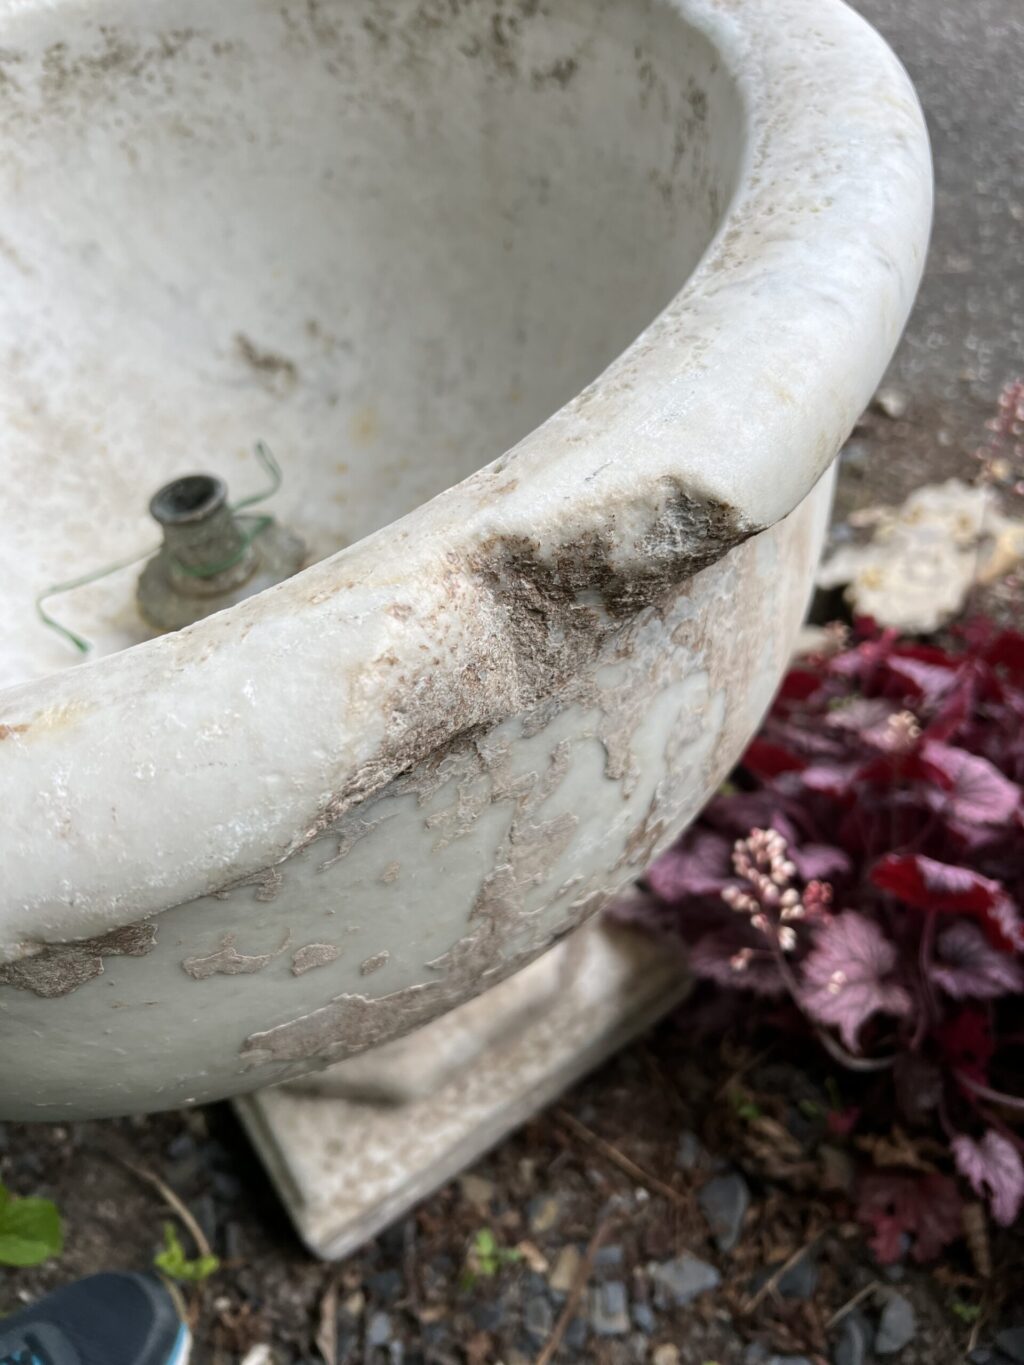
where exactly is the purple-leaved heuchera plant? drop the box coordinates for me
[619,616,1024,1261]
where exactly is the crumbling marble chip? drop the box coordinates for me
[819,479,1024,633]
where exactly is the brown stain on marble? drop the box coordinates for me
[182,930,290,980]
[291,943,341,976]
[0,922,157,998]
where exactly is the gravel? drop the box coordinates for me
[675,1130,704,1170]
[547,1245,581,1296]
[367,1311,393,1348]
[875,1291,917,1354]
[745,1345,813,1365]
[631,1302,656,1334]
[527,1194,562,1236]
[524,1294,554,1341]
[834,1310,873,1365]
[652,1346,681,1365]
[647,1254,721,1309]
[750,1250,819,1302]
[589,1280,630,1337]
[698,1171,750,1253]
[996,1329,1024,1364]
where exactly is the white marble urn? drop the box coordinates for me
[0,0,931,1120]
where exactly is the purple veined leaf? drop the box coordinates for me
[702,793,801,847]
[921,740,1022,827]
[606,889,688,937]
[884,654,963,704]
[925,667,978,742]
[799,912,912,1052]
[952,1130,1024,1228]
[799,763,860,800]
[688,928,786,997]
[789,843,852,883]
[646,829,734,902]
[930,920,1024,999]
[985,893,1024,954]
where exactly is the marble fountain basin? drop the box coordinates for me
[0,0,930,1121]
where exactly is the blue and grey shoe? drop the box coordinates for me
[0,1273,190,1365]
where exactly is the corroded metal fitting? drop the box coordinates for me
[137,472,304,630]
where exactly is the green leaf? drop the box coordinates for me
[0,1195,64,1267]
[153,1222,220,1284]
[467,1227,521,1279]
[950,1298,981,1324]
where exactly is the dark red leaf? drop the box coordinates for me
[870,854,1004,915]
[856,751,951,789]
[857,1171,963,1264]
[827,1106,862,1137]
[779,667,825,702]
[984,629,1024,683]
[935,1008,994,1085]
[742,738,806,778]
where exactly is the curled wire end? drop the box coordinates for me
[232,441,282,513]
[35,593,92,655]
[36,548,154,656]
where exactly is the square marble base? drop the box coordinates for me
[234,919,689,1259]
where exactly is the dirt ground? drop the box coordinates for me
[2,0,1022,1361]
[5,1021,1010,1365]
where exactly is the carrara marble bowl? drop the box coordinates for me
[0,0,930,1119]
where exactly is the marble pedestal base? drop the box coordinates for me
[234,919,689,1260]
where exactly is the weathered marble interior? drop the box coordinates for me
[0,0,742,687]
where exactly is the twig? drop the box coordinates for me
[639,1044,690,1119]
[958,1072,1024,1113]
[742,1239,818,1314]
[316,1268,343,1365]
[967,1300,989,1355]
[117,1157,214,1261]
[534,1217,614,1365]
[814,1025,897,1073]
[712,1043,776,1102]
[826,1280,880,1329]
[553,1108,688,1208]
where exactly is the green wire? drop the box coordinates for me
[36,546,157,654]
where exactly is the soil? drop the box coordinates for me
[3,1021,1016,1364]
